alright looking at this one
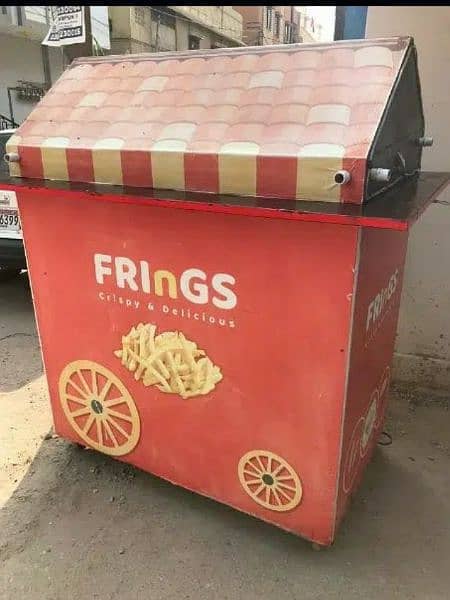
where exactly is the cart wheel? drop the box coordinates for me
[361,391,378,454]
[0,267,22,282]
[376,366,391,428]
[238,450,302,512]
[59,360,140,457]
[311,542,324,552]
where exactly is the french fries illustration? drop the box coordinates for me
[114,323,223,399]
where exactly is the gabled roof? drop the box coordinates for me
[8,37,411,203]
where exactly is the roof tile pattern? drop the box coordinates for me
[8,37,410,203]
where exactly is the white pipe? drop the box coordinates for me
[4,152,20,163]
[418,136,433,147]
[334,170,351,185]
[369,168,392,183]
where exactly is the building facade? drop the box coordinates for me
[0,6,110,127]
[0,6,63,126]
[364,6,450,389]
[297,8,323,42]
[108,6,243,55]
[0,6,243,126]
[234,6,308,47]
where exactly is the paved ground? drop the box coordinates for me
[1,273,449,600]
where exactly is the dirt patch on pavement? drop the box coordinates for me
[0,332,42,393]
[1,275,449,600]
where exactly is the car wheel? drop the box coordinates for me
[0,267,22,282]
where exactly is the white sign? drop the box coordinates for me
[0,190,18,209]
[42,6,86,47]
[91,6,111,51]
[0,190,21,240]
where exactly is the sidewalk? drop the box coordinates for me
[1,275,449,599]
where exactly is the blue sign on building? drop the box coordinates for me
[334,6,368,41]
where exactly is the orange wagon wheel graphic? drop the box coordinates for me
[238,450,302,512]
[59,360,140,457]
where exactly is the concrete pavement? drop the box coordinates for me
[1,274,449,599]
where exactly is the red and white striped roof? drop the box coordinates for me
[7,37,410,203]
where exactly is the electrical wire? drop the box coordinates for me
[377,431,393,446]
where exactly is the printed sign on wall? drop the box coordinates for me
[42,6,86,47]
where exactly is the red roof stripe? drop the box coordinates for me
[66,148,94,183]
[19,146,44,180]
[184,153,219,194]
[121,150,153,188]
[257,155,298,200]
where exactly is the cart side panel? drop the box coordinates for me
[334,226,408,533]
[367,44,425,200]
[17,189,358,545]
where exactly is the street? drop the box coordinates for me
[1,273,449,600]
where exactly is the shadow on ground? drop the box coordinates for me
[0,273,42,392]
[1,275,449,598]
[1,384,449,600]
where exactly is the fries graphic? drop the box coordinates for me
[114,323,222,399]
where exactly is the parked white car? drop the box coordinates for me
[0,128,25,280]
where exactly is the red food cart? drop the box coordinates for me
[1,37,447,547]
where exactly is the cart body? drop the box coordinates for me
[1,38,446,545]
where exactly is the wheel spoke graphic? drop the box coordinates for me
[103,419,119,447]
[245,478,262,486]
[277,482,297,492]
[276,486,293,501]
[77,370,91,396]
[249,460,263,474]
[238,450,302,512]
[107,409,132,423]
[107,416,129,440]
[243,465,261,478]
[255,455,265,472]
[99,380,113,402]
[96,419,103,446]
[271,463,284,478]
[361,396,378,454]
[59,360,140,457]
[272,487,282,506]
[92,369,99,396]
[67,380,89,401]
[253,483,265,497]
[104,396,126,408]
[65,394,88,406]
[71,407,91,418]
[83,414,95,435]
